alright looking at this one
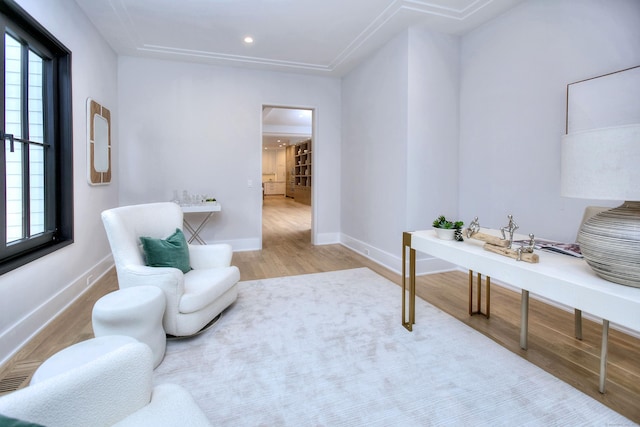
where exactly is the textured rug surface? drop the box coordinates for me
[153,268,633,426]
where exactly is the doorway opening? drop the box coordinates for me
[261,106,313,248]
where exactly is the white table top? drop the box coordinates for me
[180,203,221,213]
[410,229,640,332]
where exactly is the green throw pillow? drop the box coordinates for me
[0,414,45,427]
[140,228,191,273]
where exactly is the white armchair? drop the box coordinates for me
[101,202,239,337]
[0,341,211,427]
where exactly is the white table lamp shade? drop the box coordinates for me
[560,124,640,200]
[560,123,640,288]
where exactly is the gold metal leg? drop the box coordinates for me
[468,270,490,318]
[486,276,491,318]
[477,272,482,314]
[575,309,583,340]
[468,271,473,315]
[402,232,416,331]
[599,319,609,393]
[520,290,529,350]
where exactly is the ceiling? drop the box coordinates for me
[73,0,525,77]
[73,1,525,147]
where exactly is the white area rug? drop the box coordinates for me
[154,268,633,426]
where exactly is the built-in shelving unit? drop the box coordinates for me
[286,145,295,198]
[293,139,311,205]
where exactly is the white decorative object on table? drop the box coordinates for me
[563,66,640,288]
[561,124,640,288]
[434,228,455,240]
[432,215,463,241]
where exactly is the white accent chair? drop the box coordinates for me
[0,341,212,427]
[101,202,240,337]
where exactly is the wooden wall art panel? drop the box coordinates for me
[87,98,112,185]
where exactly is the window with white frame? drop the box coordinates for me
[0,1,73,274]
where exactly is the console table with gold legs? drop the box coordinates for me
[401,230,640,393]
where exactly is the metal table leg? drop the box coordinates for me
[520,289,529,350]
[183,212,214,244]
[402,232,416,332]
[599,319,609,393]
[468,270,490,318]
[575,309,583,340]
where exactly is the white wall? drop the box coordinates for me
[459,0,640,243]
[0,0,119,365]
[406,27,460,231]
[117,57,342,249]
[341,31,409,269]
[341,28,460,272]
[342,0,640,273]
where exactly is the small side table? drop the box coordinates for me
[92,286,166,368]
[181,203,222,244]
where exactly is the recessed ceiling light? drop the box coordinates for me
[243,36,254,44]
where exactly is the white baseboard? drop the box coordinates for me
[0,255,115,367]
[224,238,261,252]
[227,233,339,251]
[314,232,340,245]
[339,233,456,275]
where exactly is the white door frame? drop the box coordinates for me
[260,104,317,247]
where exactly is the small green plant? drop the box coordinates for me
[432,215,463,230]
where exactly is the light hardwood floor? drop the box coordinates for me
[1,195,639,423]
